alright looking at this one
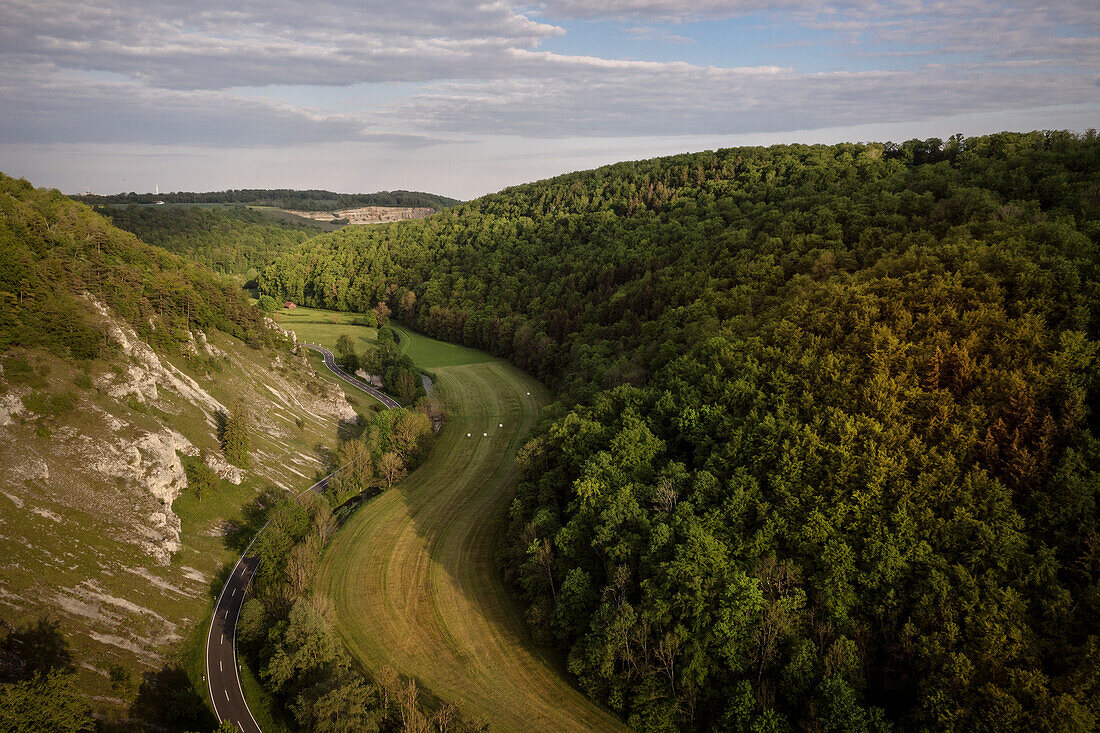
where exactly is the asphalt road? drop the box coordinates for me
[205,344,399,731]
[300,342,402,409]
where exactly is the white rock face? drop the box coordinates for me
[85,295,226,415]
[326,383,358,422]
[204,451,243,485]
[88,424,196,564]
[0,391,25,426]
[132,430,194,505]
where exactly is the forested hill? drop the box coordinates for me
[258,132,1100,731]
[0,174,283,358]
[93,204,327,277]
[73,188,462,211]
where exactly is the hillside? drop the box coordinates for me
[93,204,329,277]
[0,175,365,729]
[259,132,1100,731]
[74,188,462,212]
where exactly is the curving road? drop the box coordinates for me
[205,345,399,731]
[300,342,402,409]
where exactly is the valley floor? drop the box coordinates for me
[316,340,626,731]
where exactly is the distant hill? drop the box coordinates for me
[72,188,462,211]
[93,204,328,278]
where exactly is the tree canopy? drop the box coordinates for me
[257,131,1100,731]
[95,204,327,275]
[75,188,462,211]
[0,174,286,360]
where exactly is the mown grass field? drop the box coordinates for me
[317,332,627,732]
[390,322,499,368]
[273,305,379,354]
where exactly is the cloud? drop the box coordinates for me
[0,63,446,146]
[371,64,1099,139]
[531,1,844,22]
[0,0,1096,149]
[0,0,563,90]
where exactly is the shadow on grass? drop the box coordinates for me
[337,416,363,443]
[222,485,286,555]
[131,665,216,732]
[0,616,74,682]
[330,488,381,526]
[314,442,334,471]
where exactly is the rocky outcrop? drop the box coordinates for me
[324,382,358,422]
[85,295,226,416]
[282,205,434,225]
[89,428,195,564]
[263,317,296,346]
[204,450,243,485]
[0,390,24,426]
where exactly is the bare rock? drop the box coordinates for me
[84,294,226,415]
[354,369,384,387]
[203,451,243,485]
[0,390,25,426]
[89,427,195,564]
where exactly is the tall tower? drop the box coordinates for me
[155,184,159,195]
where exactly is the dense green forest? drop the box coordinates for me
[74,188,462,211]
[258,131,1100,731]
[95,205,326,276]
[0,174,285,360]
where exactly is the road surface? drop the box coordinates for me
[205,346,398,731]
[300,342,402,409]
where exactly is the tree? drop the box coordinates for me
[262,596,346,694]
[391,409,432,459]
[359,348,383,375]
[184,452,218,501]
[0,672,94,732]
[394,369,418,404]
[378,451,405,490]
[284,537,320,599]
[258,294,279,312]
[335,334,356,358]
[220,403,251,468]
[237,597,268,652]
[313,501,337,546]
[399,289,417,318]
[373,301,391,324]
[295,672,381,733]
[330,440,374,502]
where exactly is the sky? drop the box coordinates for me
[1,0,1098,200]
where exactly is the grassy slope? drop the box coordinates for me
[390,322,499,368]
[274,306,378,354]
[272,306,387,414]
[317,330,626,732]
[0,326,352,725]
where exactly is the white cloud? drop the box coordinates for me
[0,0,1096,170]
[0,63,445,145]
